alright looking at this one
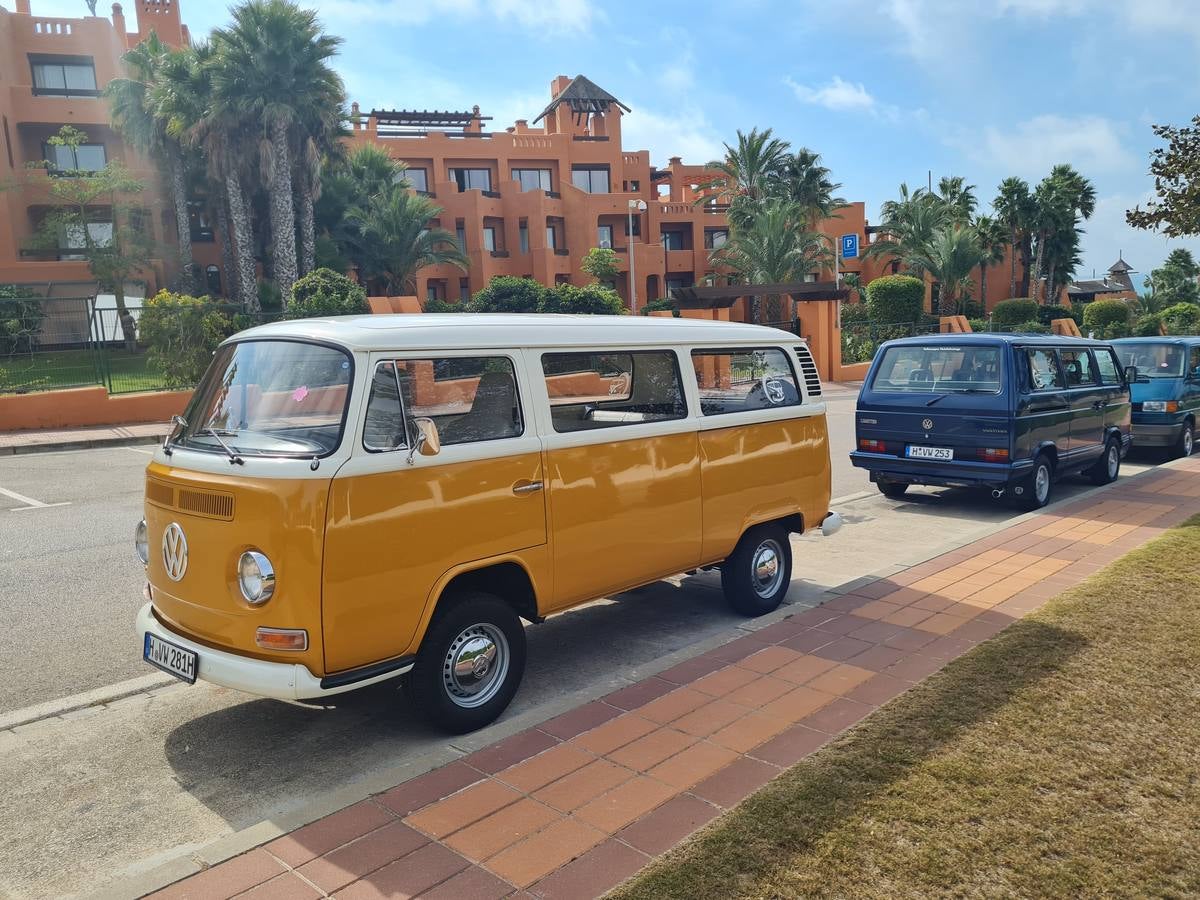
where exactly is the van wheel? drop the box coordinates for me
[721,525,793,617]
[1089,436,1122,485]
[1174,421,1194,459]
[1015,453,1054,511]
[405,592,526,734]
[877,479,909,499]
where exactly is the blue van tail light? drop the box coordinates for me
[977,447,1010,463]
[859,438,887,453]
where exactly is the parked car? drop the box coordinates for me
[134,315,841,733]
[850,333,1133,511]
[1110,337,1200,458]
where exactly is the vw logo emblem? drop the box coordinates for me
[921,418,934,431]
[764,379,786,404]
[162,522,188,582]
[472,656,491,679]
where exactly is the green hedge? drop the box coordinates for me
[1082,299,1132,338]
[992,298,1040,328]
[1134,313,1163,336]
[138,290,238,389]
[865,275,924,324]
[1161,302,1200,334]
[1038,303,1079,326]
[286,268,369,319]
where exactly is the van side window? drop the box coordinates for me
[363,361,405,451]
[1094,349,1121,385]
[692,348,800,415]
[1025,348,1064,391]
[1190,347,1200,377]
[1059,349,1097,387]
[542,351,686,432]
[396,356,522,446]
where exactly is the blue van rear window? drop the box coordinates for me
[871,345,1002,394]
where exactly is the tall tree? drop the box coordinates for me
[106,32,195,293]
[210,0,345,301]
[866,183,950,277]
[697,127,790,228]
[771,148,847,224]
[973,215,1009,309]
[1127,116,1200,237]
[906,224,986,316]
[993,177,1034,296]
[936,175,977,225]
[1144,248,1200,308]
[1030,165,1096,302]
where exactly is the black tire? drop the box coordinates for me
[1173,420,1195,459]
[1089,436,1121,485]
[1014,453,1054,511]
[721,524,793,617]
[405,592,526,734]
[877,479,909,499]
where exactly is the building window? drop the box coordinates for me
[661,230,685,251]
[30,56,98,97]
[205,265,222,294]
[623,179,640,192]
[803,272,818,283]
[512,168,551,192]
[449,167,491,192]
[665,276,691,294]
[890,260,901,274]
[519,223,529,254]
[456,224,466,251]
[43,141,105,173]
[483,226,497,252]
[188,200,214,242]
[597,224,613,249]
[571,166,610,194]
[402,167,428,192]
[624,217,641,238]
[459,278,470,301]
[546,225,557,250]
[704,229,728,250]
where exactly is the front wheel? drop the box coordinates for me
[721,524,793,617]
[1014,453,1054,511]
[1089,436,1121,485]
[405,592,526,734]
[1174,421,1194,459]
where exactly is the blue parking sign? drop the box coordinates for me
[841,233,859,260]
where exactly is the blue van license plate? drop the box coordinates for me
[907,446,953,460]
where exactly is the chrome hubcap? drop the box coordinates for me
[1107,445,1119,476]
[751,539,785,599]
[442,624,508,709]
[1035,465,1050,503]
[1186,429,1194,456]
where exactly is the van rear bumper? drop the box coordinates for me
[136,603,412,700]
[849,451,1028,488]
[1130,421,1182,447]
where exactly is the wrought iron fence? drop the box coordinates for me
[0,296,106,394]
[840,319,941,364]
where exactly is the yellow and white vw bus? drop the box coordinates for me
[135,314,840,732]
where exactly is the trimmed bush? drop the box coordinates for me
[1160,302,1200,334]
[1082,299,1132,337]
[992,298,1040,329]
[865,275,924,324]
[839,302,871,326]
[541,283,624,315]
[286,268,369,320]
[968,317,988,333]
[422,296,464,313]
[1038,303,1079,326]
[257,280,283,313]
[1134,313,1164,336]
[470,276,546,313]
[138,290,237,389]
[1013,320,1051,334]
[641,297,679,317]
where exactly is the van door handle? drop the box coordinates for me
[512,480,544,495]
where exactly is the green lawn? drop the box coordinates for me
[611,517,1200,899]
[0,348,170,394]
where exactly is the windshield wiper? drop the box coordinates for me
[200,426,244,465]
[925,394,947,406]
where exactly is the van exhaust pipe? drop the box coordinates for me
[991,488,1005,500]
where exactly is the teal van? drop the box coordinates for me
[1111,337,1200,457]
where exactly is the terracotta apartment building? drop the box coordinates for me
[0,0,224,297]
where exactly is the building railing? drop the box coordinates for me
[32,18,75,35]
[30,87,103,98]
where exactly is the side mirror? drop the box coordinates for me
[406,416,440,465]
[1124,365,1138,384]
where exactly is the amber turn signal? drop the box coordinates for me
[977,447,1010,462]
[255,627,308,651]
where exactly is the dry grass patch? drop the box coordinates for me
[610,517,1200,899]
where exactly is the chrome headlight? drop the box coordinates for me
[134,519,149,566]
[1141,400,1175,413]
[238,550,275,605]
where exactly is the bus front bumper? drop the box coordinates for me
[1130,421,1183,447]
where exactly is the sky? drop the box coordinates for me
[18,0,1200,286]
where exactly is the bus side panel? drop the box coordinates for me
[698,413,831,563]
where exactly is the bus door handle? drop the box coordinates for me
[512,480,544,496]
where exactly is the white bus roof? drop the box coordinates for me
[229,314,804,352]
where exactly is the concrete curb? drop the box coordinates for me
[0,673,174,733]
[0,432,165,456]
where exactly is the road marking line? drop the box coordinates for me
[120,446,155,455]
[0,485,71,511]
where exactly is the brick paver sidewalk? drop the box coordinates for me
[150,459,1200,900]
[0,422,168,454]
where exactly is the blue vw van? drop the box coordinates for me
[1111,337,1200,457]
[850,334,1133,510]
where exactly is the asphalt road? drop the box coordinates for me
[0,421,1162,897]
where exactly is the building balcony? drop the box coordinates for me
[665,249,696,273]
[8,86,110,127]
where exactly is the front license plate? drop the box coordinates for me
[144,633,198,684]
[907,445,953,460]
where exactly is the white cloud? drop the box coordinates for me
[1076,192,1200,285]
[317,0,598,36]
[784,75,876,112]
[621,107,724,168]
[964,114,1137,177]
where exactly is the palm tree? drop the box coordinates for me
[936,175,977,225]
[710,200,829,323]
[210,0,345,301]
[973,215,1009,311]
[771,148,847,224]
[343,185,467,295]
[993,177,1034,297]
[866,183,950,277]
[1030,165,1096,303]
[106,33,196,293]
[697,127,790,228]
[906,225,985,315]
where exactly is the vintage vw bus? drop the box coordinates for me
[135,315,840,732]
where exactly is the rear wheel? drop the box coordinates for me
[876,479,909,499]
[1089,436,1121,485]
[721,524,793,617]
[1015,453,1054,511]
[405,592,526,734]
[1174,420,1194,459]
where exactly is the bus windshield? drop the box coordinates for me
[1113,342,1186,378]
[871,345,1002,394]
[176,340,353,458]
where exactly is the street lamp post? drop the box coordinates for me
[628,199,647,314]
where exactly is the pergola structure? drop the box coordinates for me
[369,108,493,136]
